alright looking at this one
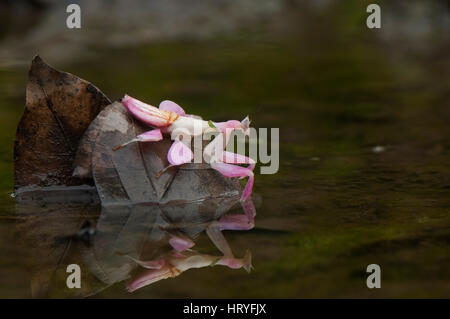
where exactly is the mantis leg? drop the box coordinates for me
[216,250,252,272]
[206,221,253,272]
[156,140,194,178]
[210,151,256,201]
[122,255,166,270]
[221,151,256,172]
[168,234,195,252]
[206,222,233,257]
[159,100,186,116]
[112,128,163,151]
[214,198,256,232]
[210,161,254,201]
[205,199,254,254]
[167,140,193,165]
[126,264,174,292]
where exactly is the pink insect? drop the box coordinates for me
[113,95,255,201]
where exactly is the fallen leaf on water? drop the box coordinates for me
[14,56,111,189]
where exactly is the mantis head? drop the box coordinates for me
[216,116,251,136]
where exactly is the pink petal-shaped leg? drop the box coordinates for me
[211,162,254,201]
[113,129,163,151]
[156,141,194,178]
[137,129,163,141]
[126,265,174,292]
[218,213,254,231]
[216,199,256,230]
[121,94,178,127]
[222,151,256,172]
[167,140,193,165]
[217,250,253,273]
[159,100,186,116]
[215,199,256,233]
[124,255,165,269]
[169,235,195,252]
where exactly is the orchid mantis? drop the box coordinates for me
[113,95,255,201]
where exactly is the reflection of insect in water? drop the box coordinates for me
[113,95,255,201]
[122,200,256,292]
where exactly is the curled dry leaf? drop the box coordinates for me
[14,56,111,189]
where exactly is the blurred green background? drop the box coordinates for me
[0,0,449,298]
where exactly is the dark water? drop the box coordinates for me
[0,0,449,297]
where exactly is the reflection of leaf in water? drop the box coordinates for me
[15,203,99,298]
[14,56,111,189]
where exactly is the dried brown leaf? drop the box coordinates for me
[14,56,111,189]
